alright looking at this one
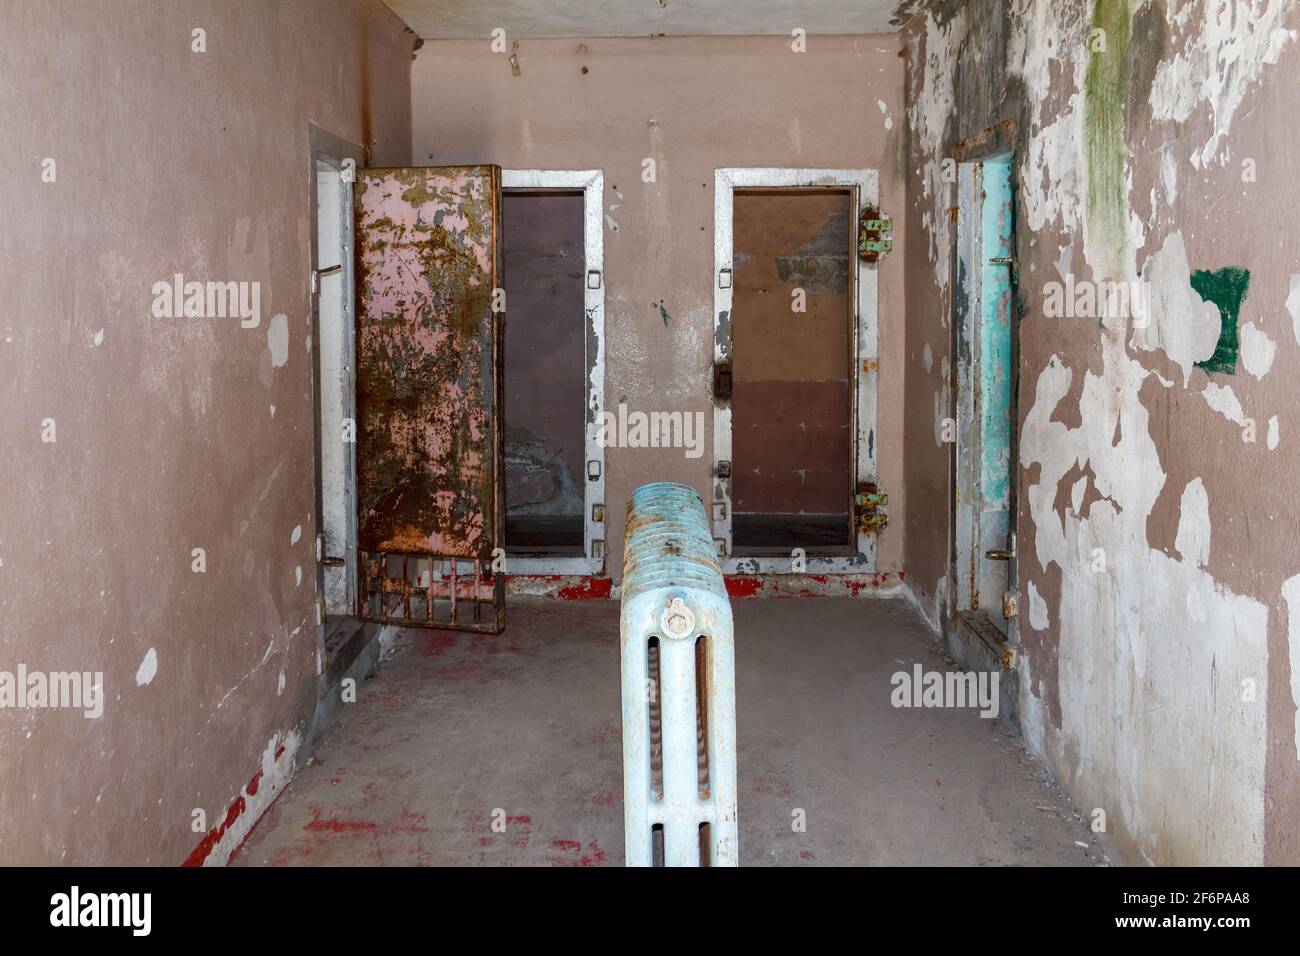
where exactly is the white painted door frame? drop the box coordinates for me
[711,167,879,574]
[500,169,606,576]
[309,124,365,621]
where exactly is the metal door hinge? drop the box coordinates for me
[855,482,889,533]
[1002,591,1018,620]
[712,361,732,402]
[858,206,893,262]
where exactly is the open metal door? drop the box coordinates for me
[353,166,505,633]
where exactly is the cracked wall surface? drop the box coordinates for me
[902,0,1300,863]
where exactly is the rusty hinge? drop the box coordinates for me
[712,360,732,402]
[1002,590,1018,620]
[855,481,888,533]
[858,205,893,263]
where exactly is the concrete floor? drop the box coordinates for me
[234,597,1104,866]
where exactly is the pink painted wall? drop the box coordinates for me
[411,35,908,578]
[0,0,412,864]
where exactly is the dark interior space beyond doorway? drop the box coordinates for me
[731,189,853,552]
[502,191,586,553]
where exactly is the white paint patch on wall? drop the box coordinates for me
[1175,478,1210,568]
[135,648,158,686]
[267,313,289,368]
[199,729,301,866]
[290,525,302,546]
[1160,147,1178,203]
[1022,91,1085,240]
[1239,322,1276,379]
[907,14,959,298]
[1027,579,1049,631]
[1283,575,1300,759]
[1287,274,1300,345]
[1131,232,1221,385]
[1267,415,1280,450]
[1202,381,1245,425]
[1149,0,1297,168]
[1019,335,1268,865]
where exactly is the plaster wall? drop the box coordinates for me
[902,0,1300,864]
[0,0,412,864]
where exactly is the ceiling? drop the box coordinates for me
[383,0,908,39]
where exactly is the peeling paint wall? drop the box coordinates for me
[411,35,908,578]
[902,0,1300,863]
[0,0,412,864]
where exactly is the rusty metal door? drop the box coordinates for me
[353,166,504,633]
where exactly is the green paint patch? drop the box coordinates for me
[1192,267,1250,375]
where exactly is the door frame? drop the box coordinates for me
[951,149,1018,632]
[308,123,365,623]
[711,167,880,574]
[500,169,606,576]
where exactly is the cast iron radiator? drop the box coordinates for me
[620,482,738,866]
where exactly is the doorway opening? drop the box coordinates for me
[730,188,854,553]
[953,152,1017,637]
[499,170,606,575]
[502,189,586,556]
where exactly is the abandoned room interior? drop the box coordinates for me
[2,0,1298,878]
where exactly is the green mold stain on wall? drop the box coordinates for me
[1192,267,1250,375]
[1084,0,1132,278]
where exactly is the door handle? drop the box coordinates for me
[984,549,1014,561]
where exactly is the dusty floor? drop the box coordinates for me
[234,597,1103,866]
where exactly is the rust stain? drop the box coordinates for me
[354,166,503,559]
